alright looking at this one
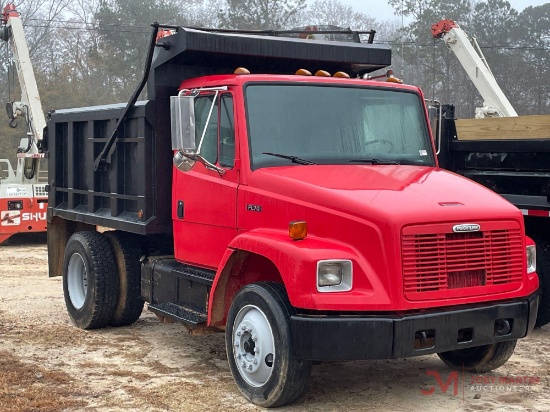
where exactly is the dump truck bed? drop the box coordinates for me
[47,101,171,234]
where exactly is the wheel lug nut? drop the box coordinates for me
[241,325,246,330]
[248,365,252,370]
[253,359,258,365]
[234,342,239,347]
[241,362,246,367]
[236,331,241,336]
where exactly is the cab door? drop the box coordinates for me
[172,92,238,269]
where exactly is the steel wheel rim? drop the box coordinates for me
[67,253,87,309]
[232,304,275,387]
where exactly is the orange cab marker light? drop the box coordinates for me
[333,71,350,78]
[385,69,403,84]
[314,70,331,77]
[234,67,250,74]
[289,221,307,240]
[295,69,312,76]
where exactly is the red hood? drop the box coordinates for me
[247,165,521,226]
[243,165,532,312]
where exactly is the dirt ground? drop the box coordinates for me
[1,234,549,412]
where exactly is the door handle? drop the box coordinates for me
[177,200,184,219]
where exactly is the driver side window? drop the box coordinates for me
[194,94,235,167]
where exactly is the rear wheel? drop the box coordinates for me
[437,340,517,373]
[63,231,118,329]
[104,231,144,327]
[226,282,311,408]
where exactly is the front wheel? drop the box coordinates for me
[437,340,517,373]
[225,282,311,408]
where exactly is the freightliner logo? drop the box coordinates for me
[452,223,481,233]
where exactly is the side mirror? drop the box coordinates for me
[170,94,196,152]
[425,99,442,155]
[171,89,227,176]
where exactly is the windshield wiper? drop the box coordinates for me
[262,152,317,165]
[348,158,401,165]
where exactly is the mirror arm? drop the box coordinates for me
[196,154,226,176]
[173,150,226,176]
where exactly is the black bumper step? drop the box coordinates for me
[148,302,207,327]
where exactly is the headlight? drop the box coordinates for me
[527,245,536,274]
[317,260,352,292]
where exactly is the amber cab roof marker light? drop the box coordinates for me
[333,71,350,78]
[234,67,250,74]
[362,69,404,84]
[314,70,331,77]
[385,69,403,84]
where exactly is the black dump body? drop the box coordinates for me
[47,101,164,234]
[438,105,550,211]
[47,26,391,235]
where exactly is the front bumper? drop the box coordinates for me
[291,292,539,361]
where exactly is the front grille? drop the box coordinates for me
[402,222,523,300]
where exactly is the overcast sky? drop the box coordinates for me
[346,0,549,21]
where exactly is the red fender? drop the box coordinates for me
[207,229,390,326]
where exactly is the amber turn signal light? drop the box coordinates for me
[289,220,307,240]
[295,69,312,76]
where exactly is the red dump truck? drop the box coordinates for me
[46,24,539,407]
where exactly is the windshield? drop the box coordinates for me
[245,84,434,169]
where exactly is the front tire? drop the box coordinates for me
[63,231,118,329]
[437,340,517,373]
[226,282,311,408]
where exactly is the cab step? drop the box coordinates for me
[148,302,207,327]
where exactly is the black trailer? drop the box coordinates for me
[437,104,550,327]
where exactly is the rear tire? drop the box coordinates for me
[226,282,311,408]
[63,231,118,329]
[104,231,144,327]
[437,340,517,373]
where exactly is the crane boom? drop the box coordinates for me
[431,19,517,118]
[2,3,46,147]
[0,4,47,244]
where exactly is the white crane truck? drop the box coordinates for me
[433,19,550,327]
[0,4,47,244]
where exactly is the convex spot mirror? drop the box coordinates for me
[170,93,196,153]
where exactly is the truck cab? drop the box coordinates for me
[47,26,540,408]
